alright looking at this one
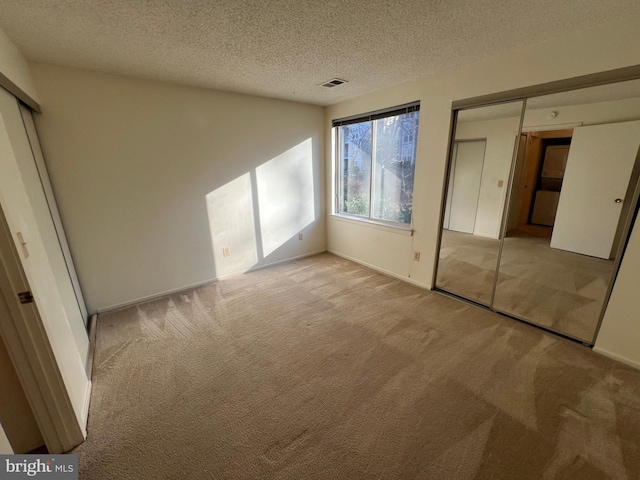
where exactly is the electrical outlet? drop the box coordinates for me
[413,251,421,262]
[298,233,303,240]
[222,247,231,257]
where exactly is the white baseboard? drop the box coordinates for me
[96,277,219,314]
[592,346,640,370]
[96,250,328,314]
[328,250,431,290]
[213,249,327,280]
[243,249,328,275]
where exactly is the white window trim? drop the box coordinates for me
[332,102,420,228]
[329,213,413,236]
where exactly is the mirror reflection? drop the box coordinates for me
[437,101,524,305]
[493,79,640,343]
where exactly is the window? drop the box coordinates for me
[334,103,420,225]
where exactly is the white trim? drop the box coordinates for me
[242,249,328,276]
[521,122,582,132]
[328,250,431,289]
[592,346,640,370]
[79,380,92,436]
[329,214,413,236]
[0,71,40,113]
[97,250,328,314]
[215,249,328,280]
[96,277,218,314]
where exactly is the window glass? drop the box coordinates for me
[338,122,372,216]
[372,111,419,223]
[336,107,419,224]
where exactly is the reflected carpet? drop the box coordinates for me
[437,230,613,342]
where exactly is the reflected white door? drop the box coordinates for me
[447,140,486,234]
[551,121,640,259]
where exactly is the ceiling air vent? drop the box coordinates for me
[320,78,347,88]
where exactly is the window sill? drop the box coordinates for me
[329,214,413,236]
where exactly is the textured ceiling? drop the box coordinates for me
[1,1,639,106]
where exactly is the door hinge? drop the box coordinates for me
[18,291,34,304]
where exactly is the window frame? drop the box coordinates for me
[333,101,420,228]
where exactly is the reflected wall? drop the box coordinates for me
[436,101,524,305]
[436,79,640,344]
[493,80,640,343]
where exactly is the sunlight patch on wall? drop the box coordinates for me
[256,138,315,257]
[206,138,316,277]
[206,173,258,277]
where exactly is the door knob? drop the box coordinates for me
[615,198,622,203]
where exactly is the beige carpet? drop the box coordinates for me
[75,253,640,479]
[437,230,614,342]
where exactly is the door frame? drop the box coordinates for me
[0,204,84,453]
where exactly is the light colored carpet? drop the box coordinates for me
[75,253,640,479]
[437,230,613,342]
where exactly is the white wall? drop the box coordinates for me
[30,64,326,312]
[451,96,640,239]
[327,15,640,289]
[0,27,39,105]
[594,223,640,368]
[523,96,640,129]
[326,15,640,367]
[455,117,522,238]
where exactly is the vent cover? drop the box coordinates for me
[320,78,347,88]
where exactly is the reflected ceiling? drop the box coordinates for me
[458,79,640,123]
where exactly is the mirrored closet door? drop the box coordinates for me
[435,78,640,345]
[436,101,524,306]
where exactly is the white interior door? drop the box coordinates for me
[0,87,90,446]
[551,121,640,259]
[20,106,88,324]
[0,90,89,363]
[448,140,486,233]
